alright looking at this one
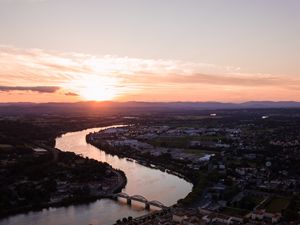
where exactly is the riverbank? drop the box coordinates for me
[0,145,127,219]
[86,133,201,205]
[1,124,193,225]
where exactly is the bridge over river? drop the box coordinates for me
[112,193,168,210]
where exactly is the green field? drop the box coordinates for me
[0,144,13,150]
[265,197,291,213]
[183,149,216,156]
[147,136,191,148]
[147,135,225,148]
[251,196,265,205]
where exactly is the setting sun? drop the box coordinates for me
[75,78,119,101]
[80,85,117,101]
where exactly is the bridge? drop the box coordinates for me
[112,192,167,210]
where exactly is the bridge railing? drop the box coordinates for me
[113,192,167,209]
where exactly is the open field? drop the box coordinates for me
[183,149,217,156]
[147,135,226,148]
[265,197,291,213]
[0,144,13,149]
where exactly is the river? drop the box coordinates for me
[0,126,193,225]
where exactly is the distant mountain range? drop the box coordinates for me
[1,101,300,108]
[0,101,300,115]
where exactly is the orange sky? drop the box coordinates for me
[0,1,299,103]
[0,45,299,103]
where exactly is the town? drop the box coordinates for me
[0,108,299,224]
[86,109,300,224]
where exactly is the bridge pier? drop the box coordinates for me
[114,193,166,210]
[145,202,150,210]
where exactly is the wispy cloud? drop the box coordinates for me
[0,86,60,93]
[0,45,299,102]
[64,92,79,96]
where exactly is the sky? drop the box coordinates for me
[0,0,299,102]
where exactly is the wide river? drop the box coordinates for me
[0,126,193,225]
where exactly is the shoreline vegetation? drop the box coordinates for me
[0,117,131,219]
[86,132,208,207]
[0,146,127,219]
[87,136,193,183]
[0,127,127,219]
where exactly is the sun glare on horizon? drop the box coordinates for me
[80,82,118,101]
[67,77,119,101]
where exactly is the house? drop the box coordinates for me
[251,210,264,220]
[173,211,187,223]
[203,213,231,224]
[251,210,282,223]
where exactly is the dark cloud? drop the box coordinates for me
[65,92,79,96]
[0,86,60,93]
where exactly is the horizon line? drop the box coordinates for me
[1,100,300,105]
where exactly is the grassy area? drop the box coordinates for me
[222,207,250,217]
[173,115,222,120]
[178,170,220,206]
[265,197,291,213]
[147,135,225,148]
[183,149,216,156]
[148,136,190,148]
[0,144,13,149]
[251,196,265,205]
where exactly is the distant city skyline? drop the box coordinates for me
[0,0,299,102]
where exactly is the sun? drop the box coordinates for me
[76,78,119,101]
[63,75,120,101]
[80,83,117,101]
[80,86,116,101]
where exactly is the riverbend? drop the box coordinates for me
[0,126,192,225]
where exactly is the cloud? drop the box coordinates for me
[0,45,299,101]
[0,85,60,93]
[64,92,79,96]
[0,45,291,88]
[123,72,294,87]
